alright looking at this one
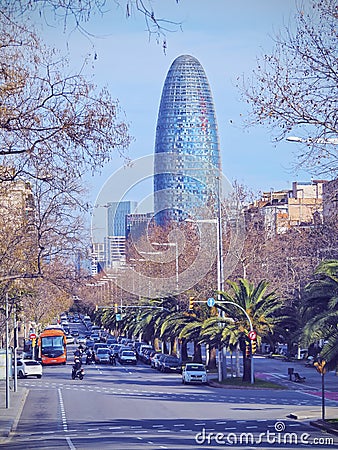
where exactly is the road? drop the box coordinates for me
[5,345,338,450]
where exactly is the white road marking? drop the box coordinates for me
[58,388,76,450]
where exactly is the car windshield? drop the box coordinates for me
[186,365,205,372]
[97,349,109,354]
[24,361,40,366]
[122,351,135,356]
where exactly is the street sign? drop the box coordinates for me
[248,330,257,341]
[29,333,37,340]
[207,297,215,307]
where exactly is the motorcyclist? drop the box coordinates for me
[73,357,82,370]
[110,352,116,366]
[78,343,85,353]
[74,348,82,358]
[71,356,84,379]
[86,349,92,365]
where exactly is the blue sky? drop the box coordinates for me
[35,0,311,216]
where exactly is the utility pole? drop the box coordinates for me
[5,293,10,408]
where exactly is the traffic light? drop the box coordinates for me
[31,337,36,348]
[114,303,118,314]
[314,359,326,374]
[189,297,194,310]
[245,342,250,358]
[251,340,257,354]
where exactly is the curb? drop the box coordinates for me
[12,388,29,434]
[310,420,338,437]
[0,387,29,442]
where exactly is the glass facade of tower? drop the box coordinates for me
[154,54,221,224]
[107,201,137,236]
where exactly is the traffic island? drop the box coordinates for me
[209,376,286,390]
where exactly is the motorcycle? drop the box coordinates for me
[86,351,95,365]
[71,366,84,380]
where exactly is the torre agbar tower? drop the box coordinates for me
[154,54,221,224]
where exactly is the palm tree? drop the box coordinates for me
[302,260,338,370]
[160,301,214,363]
[131,297,178,350]
[218,278,282,382]
[201,315,239,373]
[159,312,186,358]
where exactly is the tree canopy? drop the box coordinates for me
[241,0,338,175]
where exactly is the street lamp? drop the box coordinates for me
[129,257,146,300]
[185,176,225,382]
[286,136,338,144]
[217,300,255,385]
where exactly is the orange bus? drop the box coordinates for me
[38,326,67,365]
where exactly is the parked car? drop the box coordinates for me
[134,342,147,355]
[141,348,153,364]
[118,350,137,365]
[136,344,153,359]
[160,355,182,373]
[95,348,111,364]
[151,353,165,369]
[182,363,208,385]
[16,359,42,379]
[154,353,168,370]
[149,352,162,368]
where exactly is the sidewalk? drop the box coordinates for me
[0,385,29,444]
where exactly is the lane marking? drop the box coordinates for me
[58,388,76,450]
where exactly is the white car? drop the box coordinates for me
[66,336,75,344]
[182,363,208,385]
[17,359,42,379]
[118,350,137,365]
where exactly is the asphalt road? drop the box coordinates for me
[4,345,338,450]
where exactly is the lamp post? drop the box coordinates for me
[286,136,338,145]
[185,204,225,379]
[139,251,163,298]
[218,300,254,385]
[5,293,10,408]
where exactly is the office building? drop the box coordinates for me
[154,54,221,224]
